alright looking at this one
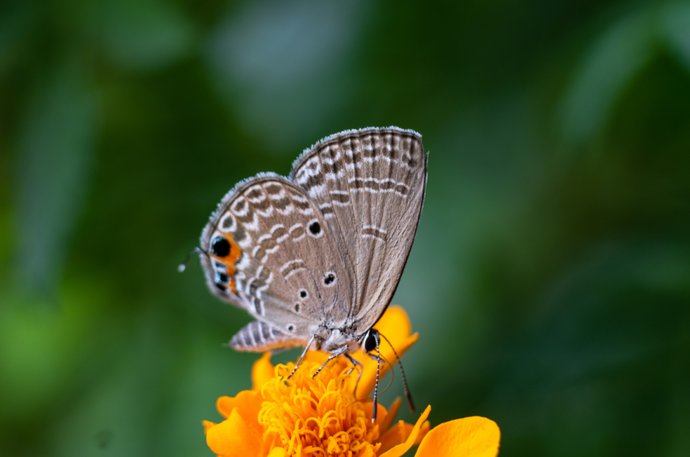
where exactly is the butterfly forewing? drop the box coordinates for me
[199,174,354,348]
[290,127,427,332]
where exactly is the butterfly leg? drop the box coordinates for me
[287,334,316,380]
[344,353,364,395]
[345,353,362,376]
[344,353,371,417]
[311,344,349,378]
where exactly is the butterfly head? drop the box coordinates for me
[312,324,360,355]
[361,328,380,353]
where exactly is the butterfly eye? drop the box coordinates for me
[210,236,230,257]
[363,329,379,353]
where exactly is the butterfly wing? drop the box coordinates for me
[199,173,354,350]
[290,127,427,332]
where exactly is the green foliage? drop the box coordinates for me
[1,1,689,456]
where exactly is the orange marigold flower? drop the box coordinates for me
[204,306,501,457]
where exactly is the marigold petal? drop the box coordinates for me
[206,409,262,457]
[202,420,216,433]
[415,416,500,457]
[252,352,275,390]
[267,448,286,457]
[378,397,402,433]
[360,447,376,457]
[376,305,412,339]
[216,390,262,423]
[303,347,329,365]
[388,422,414,446]
[379,404,431,457]
[215,396,233,418]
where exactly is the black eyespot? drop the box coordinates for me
[363,330,379,352]
[299,289,308,298]
[294,303,300,312]
[324,272,336,286]
[287,324,295,332]
[215,272,229,284]
[309,221,321,235]
[210,236,231,257]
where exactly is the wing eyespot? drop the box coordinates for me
[210,236,231,257]
[323,272,336,287]
[308,220,322,237]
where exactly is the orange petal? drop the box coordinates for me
[376,305,412,340]
[206,408,262,457]
[360,398,398,433]
[379,419,430,453]
[216,390,262,423]
[360,448,376,457]
[252,352,275,390]
[213,390,263,443]
[267,447,286,457]
[215,396,234,418]
[303,348,329,365]
[379,398,402,433]
[379,404,431,457]
[202,420,216,433]
[415,416,500,457]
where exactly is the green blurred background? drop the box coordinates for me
[1,0,690,456]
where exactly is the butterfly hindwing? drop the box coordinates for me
[199,174,354,348]
[229,320,305,352]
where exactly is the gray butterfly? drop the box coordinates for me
[197,127,427,413]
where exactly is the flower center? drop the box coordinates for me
[258,359,381,456]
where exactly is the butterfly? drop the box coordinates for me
[197,127,427,418]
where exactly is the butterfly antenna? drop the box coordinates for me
[372,332,382,423]
[379,332,416,413]
[365,351,395,392]
[177,247,206,273]
[379,354,396,393]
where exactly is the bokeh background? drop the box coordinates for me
[2,0,690,456]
